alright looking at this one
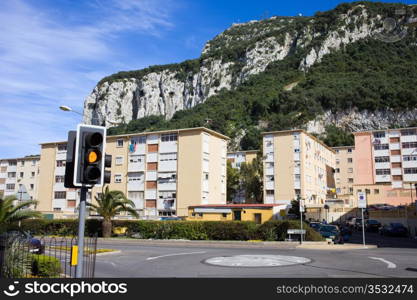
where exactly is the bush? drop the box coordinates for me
[31,255,61,278]
[14,219,323,241]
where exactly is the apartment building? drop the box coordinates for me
[37,127,228,219]
[227,150,259,203]
[0,156,40,201]
[227,150,258,169]
[353,127,417,206]
[262,130,336,217]
[333,146,355,206]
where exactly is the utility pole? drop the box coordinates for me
[75,186,88,278]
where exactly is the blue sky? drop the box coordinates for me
[0,0,413,158]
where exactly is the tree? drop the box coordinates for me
[226,161,240,203]
[0,195,41,233]
[240,153,263,203]
[87,186,139,237]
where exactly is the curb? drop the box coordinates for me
[96,250,121,256]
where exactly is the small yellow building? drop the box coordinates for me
[187,204,284,224]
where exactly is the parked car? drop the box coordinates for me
[309,222,321,231]
[318,225,342,243]
[365,219,381,232]
[5,231,44,254]
[379,223,408,237]
[354,218,363,230]
[339,225,352,242]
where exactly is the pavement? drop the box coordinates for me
[93,232,417,278]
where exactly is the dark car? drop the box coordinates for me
[340,226,352,241]
[365,219,381,232]
[318,225,341,242]
[379,223,408,237]
[309,222,321,231]
[5,231,44,254]
[354,218,363,230]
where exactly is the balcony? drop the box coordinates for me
[293,153,300,161]
[159,142,177,153]
[53,183,65,191]
[401,148,417,155]
[203,180,209,192]
[374,149,390,157]
[293,166,300,174]
[55,152,66,161]
[403,160,417,168]
[392,181,403,188]
[403,173,417,182]
[265,167,274,176]
[391,155,401,163]
[375,162,390,169]
[265,153,274,162]
[265,194,274,204]
[294,180,301,189]
[52,199,66,209]
[55,167,65,176]
[145,190,157,199]
[389,143,400,150]
[157,198,176,211]
[265,181,274,190]
[67,191,76,200]
[127,181,144,191]
[158,181,176,191]
[7,166,16,172]
[128,162,145,172]
[147,153,158,163]
[391,168,402,176]
[158,160,177,172]
[375,174,391,183]
[400,135,417,143]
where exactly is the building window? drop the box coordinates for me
[348,168,353,173]
[404,168,417,174]
[56,160,66,167]
[402,142,417,148]
[266,190,274,195]
[365,189,371,194]
[57,144,67,151]
[161,133,177,142]
[347,148,353,153]
[336,159,340,165]
[116,139,124,147]
[19,172,24,178]
[30,184,34,190]
[53,208,62,212]
[374,189,380,194]
[114,174,122,183]
[336,188,341,194]
[115,156,124,165]
[374,144,389,150]
[131,136,146,145]
[222,213,228,218]
[32,160,36,166]
[294,174,300,181]
[20,161,25,166]
[7,172,16,178]
[67,200,76,208]
[349,187,353,193]
[8,161,17,166]
[403,155,417,161]
[204,173,209,180]
[376,169,391,175]
[159,153,177,161]
[6,184,15,190]
[348,178,354,183]
[55,175,65,183]
[347,158,353,163]
[373,132,386,138]
[335,168,340,173]
[54,191,66,199]
[335,149,339,153]
[31,172,35,177]
[401,129,417,136]
[375,156,390,163]
[294,149,300,153]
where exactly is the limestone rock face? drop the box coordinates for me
[83,4,412,128]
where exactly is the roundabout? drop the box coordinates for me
[204,255,311,267]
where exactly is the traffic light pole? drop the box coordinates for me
[76,186,88,278]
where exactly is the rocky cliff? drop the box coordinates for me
[84,2,417,127]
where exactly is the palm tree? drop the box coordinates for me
[87,186,139,238]
[0,195,41,233]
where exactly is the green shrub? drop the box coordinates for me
[31,255,61,278]
[14,219,323,241]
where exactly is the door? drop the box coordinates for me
[233,210,241,221]
[254,213,262,224]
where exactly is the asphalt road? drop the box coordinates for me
[94,235,417,278]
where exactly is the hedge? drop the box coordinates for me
[10,219,323,241]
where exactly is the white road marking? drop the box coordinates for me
[369,257,397,269]
[146,251,206,261]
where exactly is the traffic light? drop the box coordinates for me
[73,124,110,187]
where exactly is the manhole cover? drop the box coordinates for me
[204,255,311,267]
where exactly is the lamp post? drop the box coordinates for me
[59,105,122,126]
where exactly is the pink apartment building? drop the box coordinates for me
[353,128,417,206]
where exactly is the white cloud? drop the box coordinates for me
[0,0,176,158]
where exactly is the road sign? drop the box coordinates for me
[287,229,306,235]
[357,192,367,208]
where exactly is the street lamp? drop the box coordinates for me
[59,105,83,116]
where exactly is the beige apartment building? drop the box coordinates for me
[262,130,336,219]
[0,156,40,201]
[353,127,417,206]
[37,127,228,219]
[333,146,355,206]
[227,150,258,169]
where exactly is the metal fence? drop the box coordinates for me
[0,233,97,278]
